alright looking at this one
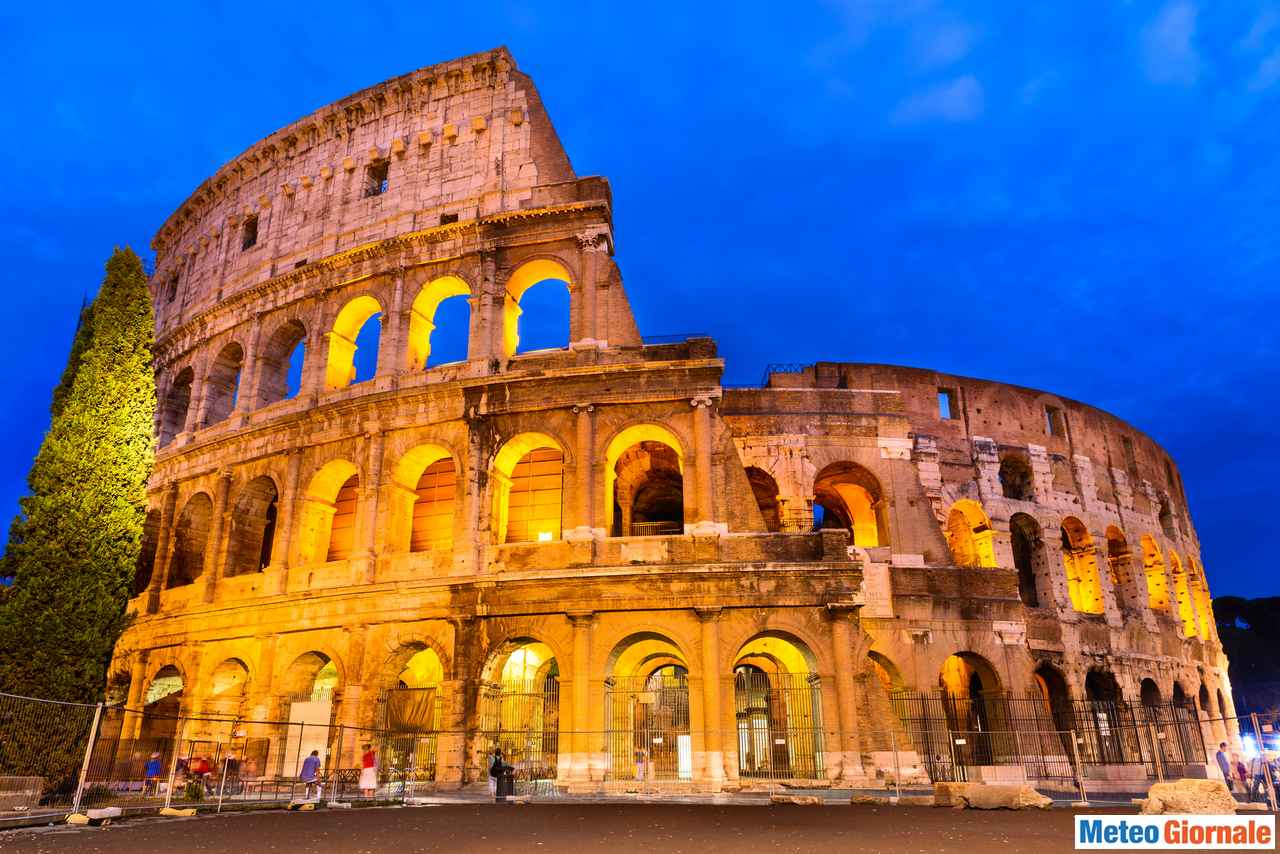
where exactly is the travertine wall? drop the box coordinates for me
[110,49,1233,793]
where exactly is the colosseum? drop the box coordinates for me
[108,47,1234,793]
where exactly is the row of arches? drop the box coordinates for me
[158,261,575,447]
[939,499,1213,634]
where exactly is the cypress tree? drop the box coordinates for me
[0,248,156,703]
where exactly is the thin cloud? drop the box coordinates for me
[891,75,984,124]
[1141,1,1202,85]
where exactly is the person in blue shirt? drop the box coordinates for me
[299,750,322,799]
[143,752,163,796]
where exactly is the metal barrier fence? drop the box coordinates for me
[0,689,1276,821]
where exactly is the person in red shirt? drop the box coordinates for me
[359,743,377,798]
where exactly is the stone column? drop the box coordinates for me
[122,651,150,741]
[567,612,595,787]
[565,404,595,539]
[202,469,234,604]
[146,483,180,614]
[234,313,264,418]
[273,449,303,594]
[697,607,725,788]
[353,431,386,584]
[689,396,719,533]
[572,230,607,347]
[827,603,867,783]
[338,625,368,767]
[378,267,407,377]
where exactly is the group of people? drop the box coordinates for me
[141,751,242,797]
[1214,741,1279,803]
[297,743,379,800]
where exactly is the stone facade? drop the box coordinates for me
[110,48,1233,791]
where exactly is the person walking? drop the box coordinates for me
[143,752,162,797]
[299,749,322,799]
[1248,752,1267,802]
[359,743,378,799]
[1215,742,1234,792]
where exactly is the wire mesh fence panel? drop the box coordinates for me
[476,677,561,791]
[604,670,692,782]
[0,692,100,817]
[732,670,825,781]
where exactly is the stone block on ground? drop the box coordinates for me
[159,806,197,817]
[932,781,1051,810]
[770,794,823,805]
[1140,779,1236,815]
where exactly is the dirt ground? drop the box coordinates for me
[0,803,1114,854]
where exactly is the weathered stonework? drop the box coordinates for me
[110,48,1233,793]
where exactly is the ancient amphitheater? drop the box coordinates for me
[109,47,1233,792]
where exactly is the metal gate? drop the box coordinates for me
[604,667,691,781]
[476,676,560,784]
[733,668,825,780]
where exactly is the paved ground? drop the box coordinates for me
[0,803,1109,853]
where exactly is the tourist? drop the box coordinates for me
[359,743,377,798]
[1248,752,1268,802]
[300,749,322,799]
[1234,753,1249,792]
[634,746,648,783]
[489,747,505,799]
[1215,742,1233,791]
[143,752,162,796]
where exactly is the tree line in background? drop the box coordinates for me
[0,247,155,704]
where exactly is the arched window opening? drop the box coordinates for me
[998,454,1034,501]
[207,659,250,718]
[944,499,997,568]
[1105,526,1138,610]
[203,342,245,426]
[1190,559,1213,639]
[812,461,885,548]
[493,435,565,544]
[407,276,471,370]
[1140,678,1161,707]
[1197,683,1210,715]
[503,259,572,357]
[1010,513,1042,607]
[1159,499,1177,540]
[1140,535,1170,611]
[256,320,307,407]
[140,665,184,743]
[134,509,161,595]
[168,493,212,588]
[1033,664,1073,733]
[327,474,360,562]
[478,640,560,782]
[733,634,824,781]
[225,476,280,576]
[145,665,184,707]
[1060,517,1103,614]
[938,653,1006,764]
[325,296,382,390]
[411,458,456,553]
[1169,550,1197,637]
[745,467,782,533]
[612,442,683,536]
[604,633,691,781]
[158,367,194,446]
[281,652,339,766]
[1216,688,1228,718]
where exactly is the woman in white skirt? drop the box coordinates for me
[359,743,377,798]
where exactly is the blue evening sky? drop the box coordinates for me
[0,2,1276,596]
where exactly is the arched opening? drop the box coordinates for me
[604,633,692,781]
[281,652,339,773]
[1216,688,1228,719]
[478,640,560,783]
[134,509,161,594]
[1060,517,1103,614]
[1189,559,1213,638]
[492,434,564,544]
[998,454,1035,501]
[383,647,444,732]
[158,367,194,446]
[386,444,457,555]
[203,342,245,426]
[1010,513,1044,607]
[1197,683,1211,716]
[1084,669,1125,764]
[944,499,997,568]
[140,665,185,744]
[256,320,307,407]
[937,653,1006,766]
[503,259,572,357]
[325,295,382,390]
[407,276,471,369]
[1139,535,1170,611]
[812,461,886,548]
[733,633,824,780]
[295,460,360,566]
[224,476,280,576]
[745,467,782,533]
[1168,550,1197,637]
[167,493,212,588]
[1105,526,1139,610]
[605,425,684,537]
[1172,681,1187,706]
[1033,663,1073,734]
[1140,678,1162,707]
[206,658,250,718]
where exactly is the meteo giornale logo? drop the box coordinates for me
[1075,815,1275,850]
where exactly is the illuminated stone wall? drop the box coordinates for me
[110,49,1233,792]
